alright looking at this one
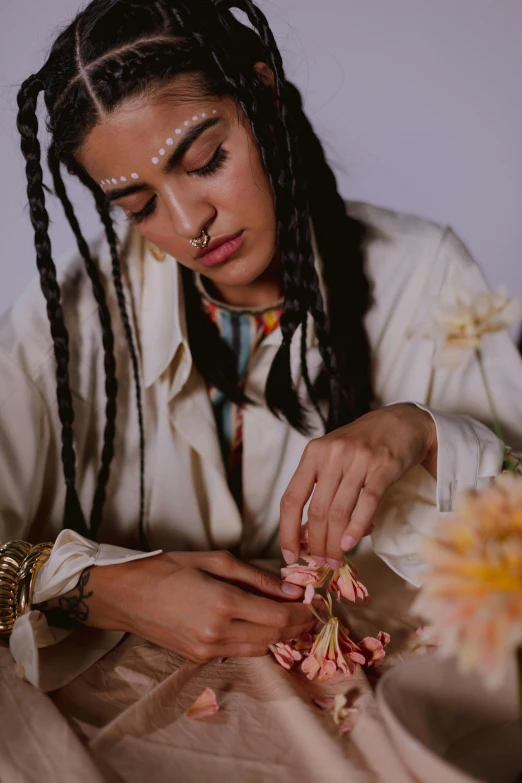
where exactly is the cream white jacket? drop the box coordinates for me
[2,201,522,690]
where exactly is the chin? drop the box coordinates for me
[204,248,275,287]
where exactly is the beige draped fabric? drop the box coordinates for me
[0,546,423,783]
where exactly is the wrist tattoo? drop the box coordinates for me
[33,568,93,629]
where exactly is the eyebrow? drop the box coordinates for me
[105,116,221,201]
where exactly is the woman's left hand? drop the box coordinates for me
[279,403,438,568]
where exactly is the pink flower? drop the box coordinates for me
[329,561,369,603]
[303,584,316,604]
[358,631,390,667]
[301,617,365,682]
[269,641,303,670]
[281,562,330,588]
[187,688,220,720]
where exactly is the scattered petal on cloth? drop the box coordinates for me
[314,692,360,736]
[186,688,220,720]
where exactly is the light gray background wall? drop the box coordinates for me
[1,0,521,318]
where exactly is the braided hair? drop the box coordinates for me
[16,0,374,543]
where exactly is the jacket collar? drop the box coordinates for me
[137,223,325,390]
[139,236,189,390]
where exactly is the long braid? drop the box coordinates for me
[285,81,374,423]
[234,1,343,422]
[217,0,370,429]
[73,167,147,549]
[16,76,89,537]
[197,4,310,429]
[47,146,118,537]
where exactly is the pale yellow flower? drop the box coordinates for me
[413,285,521,367]
[413,475,522,688]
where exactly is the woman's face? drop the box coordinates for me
[78,74,278,295]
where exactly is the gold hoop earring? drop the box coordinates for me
[148,242,166,262]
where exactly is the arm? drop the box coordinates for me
[280,228,522,584]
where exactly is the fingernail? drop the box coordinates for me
[327,558,341,570]
[312,555,326,566]
[282,549,296,564]
[281,582,303,597]
[341,535,356,551]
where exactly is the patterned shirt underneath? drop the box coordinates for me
[197,277,283,511]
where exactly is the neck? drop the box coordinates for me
[206,254,283,309]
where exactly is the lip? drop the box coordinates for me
[196,230,245,267]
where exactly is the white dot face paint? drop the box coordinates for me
[103,111,219,184]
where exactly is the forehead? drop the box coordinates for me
[77,84,232,181]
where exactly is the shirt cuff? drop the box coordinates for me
[412,403,504,511]
[33,529,162,604]
[9,530,162,692]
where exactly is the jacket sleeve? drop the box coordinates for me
[371,228,522,586]
[0,350,161,692]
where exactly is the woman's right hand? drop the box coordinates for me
[71,551,315,662]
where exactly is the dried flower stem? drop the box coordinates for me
[475,349,505,443]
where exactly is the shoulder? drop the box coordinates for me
[346,201,481,343]
[346,199,476,275]
[0,222,138,387]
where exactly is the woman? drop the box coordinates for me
[2,0,522,691]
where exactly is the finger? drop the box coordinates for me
[341,467,399,550]
[228,617,316,646]
[306,464,343,567]
[280,446,318,564]
[325,468,367,565]
[212,642,271,659]
[200,552,304,600]
[229,588,313,629]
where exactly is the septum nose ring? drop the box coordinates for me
[189,230,210,249]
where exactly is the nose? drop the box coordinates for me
[162,184,216,243]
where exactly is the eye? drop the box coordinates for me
[126,194,157,225]
[189,145,229,178]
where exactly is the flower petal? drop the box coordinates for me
[187,688,220,720]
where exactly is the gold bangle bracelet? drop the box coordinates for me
[15,543,53,618]
[0,542,31,636]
